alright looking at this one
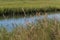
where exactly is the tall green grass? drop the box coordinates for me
[0,7,60,18]
[0,0,60,17]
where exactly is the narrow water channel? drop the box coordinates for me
[0,12,60,31]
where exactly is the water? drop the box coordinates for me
[0,12,60,31]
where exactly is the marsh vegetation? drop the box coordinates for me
[0,13,60,40]
[0,0,60,40]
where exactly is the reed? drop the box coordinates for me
[0,13,60,40]
[0,0,60,17]
[0,7,60,18]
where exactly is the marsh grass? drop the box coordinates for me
[0,0,60,17]
[0,13,60,40]
[0,7,60,18]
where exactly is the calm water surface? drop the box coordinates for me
[0,12,60,31]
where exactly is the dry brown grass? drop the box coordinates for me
[0,13,60,40]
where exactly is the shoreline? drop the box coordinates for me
[0,7,60,17]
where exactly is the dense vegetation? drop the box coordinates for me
[0,14,60,40]
[0,0,60,40]
[0,0,60,16]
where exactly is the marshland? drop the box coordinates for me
[0,0,60,40]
